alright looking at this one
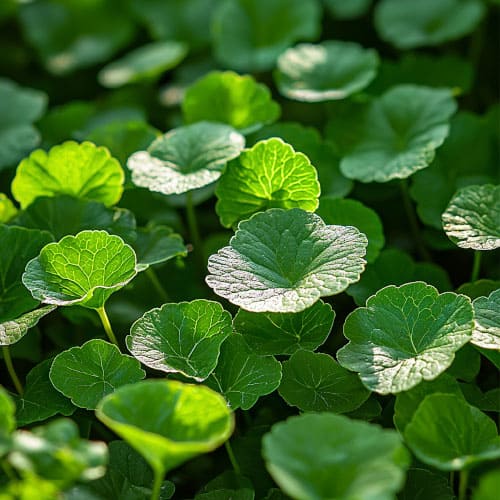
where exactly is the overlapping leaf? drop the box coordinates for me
[471,289,500,349]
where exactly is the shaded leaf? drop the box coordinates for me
[398,468,454,500]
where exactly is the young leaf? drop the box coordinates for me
[337,282,474,395]
[11,141,124,209]
[212,0,321,72]
[278,350,370,413]
[471,289,500,350]
[233,300,334,355]
[275,41,379,101]
[442,184,500,250]
[262,413,409,499]
[98,41,188,88]
[96,380,234,480]
[127,300,232,381]
[182,71,281,134]
[22,230,137,309]
[375,0,485,49]
[0,193,17,223]
[205,334,282,410]
[127,122,245,195]
[404,393,500,470]
[316,197,385,262]
[206,208,368,313]
[50,339,146,410]
[339,85,456,183]
[215,139,320,228]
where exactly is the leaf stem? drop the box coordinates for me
[96,307,118,346]
[225,440,241,475]
[470,251,481,282]
[2,346,23,395]
[458,469,469,500]
[146,267,170,303]
[150,471,163,500]
[185,191,204,271]
[400,179,432,262]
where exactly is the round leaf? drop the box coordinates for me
[22,230,137,309]
[262,413,409,500]
[275,41,379,102]
[233,300,334,355]
[11,141,124,209]
[206,208,368,313]
[50,339,146,410]
[339,85,456,183]
[279,350,370,413]
[215,138,320,228]
[471,289,500,350]
[127,122,245,195]
[182,71,281,134]
[337,282,474,395]
[95,380,234,477]
[375,0,485,50]
[404,393,500,470]
[127,300,232,381]
[206,334,282,410]
[442,184,500,250]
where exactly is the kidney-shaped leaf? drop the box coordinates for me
[275,41,379,102]
[404,394,500,470]
[50,339,146,410]
[183,71,280,134]
[96,380,234,479]
[262,413,409,500]
[128,122,245,195]
[206,208,368,313]
[12,141,124,209]
[471,289,500,350]
[337,282,474,395]
[127,300,232,381]
[442,184,500,251]
[216,139,320,228]
[22,230,137,309]
[339,85,456,183]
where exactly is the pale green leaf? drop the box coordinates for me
[471,289,500,350]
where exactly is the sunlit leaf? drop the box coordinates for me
[471,289,500,350]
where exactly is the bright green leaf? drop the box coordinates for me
[0,194,17,223]
[337,282,474,394]
[215,138,320,228]
[279,350,370,413]
[473,470,500,500]
[471,289,500,350]
[206,334,282,410]
[127,300,232,381]
[206,208,368,313]
[11,141,124,209]
[0,386,15,454]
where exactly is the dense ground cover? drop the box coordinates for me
[0,0,499,499]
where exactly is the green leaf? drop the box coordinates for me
[337,282,474,395]
[316,197,385,263]
[275,41,378,102]
[0,225,53,322]
[206,334,282,410]
[442,184,500,250]
[471,289,500,350]
[398,468,455,500]
[206,208,368,313]
[96,380,234,479]
[233,300,334,355]
[8,418,108,484]
[0,78,46,170]
[98,41,188,88]
[447,344,481,382]
[324,0,372,19]
[404,393,500,470]
[11,141,124,209]
[212,0,321,72]
[127,300,232,381]
[457,279,500,300]
[196,471,254,500]
[374,0,485,49]
[0,386,15,454]
[128,122,245,195]
[339,85,456,183]
[50,339,146,410]
[12,358,74,426]
[279,350,370,413]
[473,470,500,500]
[0,305,56,347]
[22,230,137,309]
[182,71,281,134]
[346,249,452,306]
[263,413,409,499]
[215,139,320,228]
[0,193,17,223]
